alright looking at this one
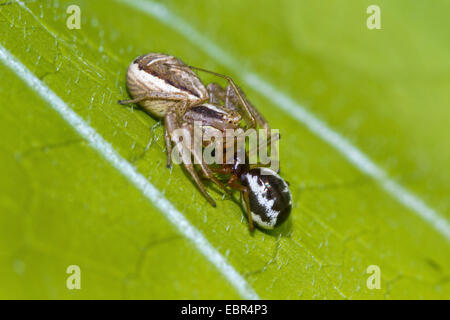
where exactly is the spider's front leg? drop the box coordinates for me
[170,64,260,129]
[206,83,227,104]
[165,117,231,206]
[118,91,189,106]
[223,85,282,162]
[163,99,191,169]
[188,123,231,196]
[165,117,217,206]
[224,85,269,132]
[163,111,178,169]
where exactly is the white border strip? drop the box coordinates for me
[116,0,450,241]
[0,44,259,300]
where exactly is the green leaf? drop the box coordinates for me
[0,0,449,299]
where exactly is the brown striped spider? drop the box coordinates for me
[118,53,270,207]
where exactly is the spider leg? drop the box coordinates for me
[168,121,217,207]
[164,127,172,169]
[183,163,216,207]
[210,165,232,175]
[228,180,254,232]
[122,91,190,169]
[164,111,179,169]
[188,66,257,129]
[183,162,217,207]
[242,188,254,232]
[168,64,258,128]
[247,129,280,159]
[189,123,231,195]
[225,85,269,132]
[164,99,192,168]
[206,83,227,104]
[118,91,188,105]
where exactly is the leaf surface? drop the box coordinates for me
[0,0,448,299]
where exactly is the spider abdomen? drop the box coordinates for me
[125,53,208,117]
[241,168,292,230]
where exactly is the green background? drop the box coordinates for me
[0,0,449,299]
